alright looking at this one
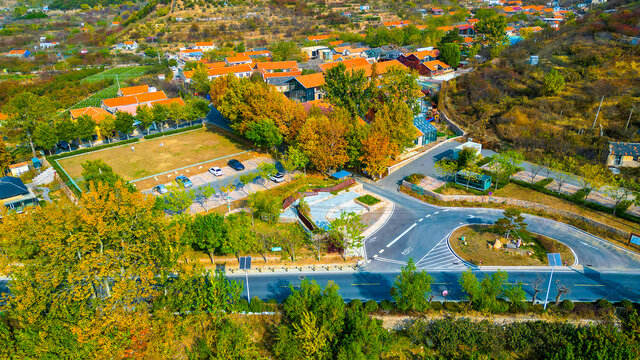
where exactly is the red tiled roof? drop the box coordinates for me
[102,91,167,108]
[256,61,298,71]
[119,85,149,96]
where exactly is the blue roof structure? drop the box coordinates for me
[0,176,29,200]
[413,117,437,136]
[331,170,351,179]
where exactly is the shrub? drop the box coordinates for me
[618,299,634,311]
[569,188,590,203]
[356,194,381,206]
[561,299,575,312]
[406,173,425,184]
[364,300,378,313]
[596,298,613,311]
[248,297,265,312]
[476,157,492,167]
[430,301,443,311]
[531,304,545,314]
[443,301,460,312]
[379,300,394,311]
[48,138,139,160]
[143,124,202,139]
[349,299,363,309]
[534,178,553,187]
[537,234,558,253]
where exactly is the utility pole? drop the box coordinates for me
[591,95,604,128]
[626,108,634,130]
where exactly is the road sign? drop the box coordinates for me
[547,253,562,267]
[271,247,282,252]
[239,256,252,270]
[630,234,640,246]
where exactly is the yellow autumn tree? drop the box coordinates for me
[297,113,350,173]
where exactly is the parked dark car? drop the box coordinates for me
[57,141,70,150]
[228,159,245,171]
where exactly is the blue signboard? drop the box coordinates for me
[630,234,640,246]
[271,247,282,252]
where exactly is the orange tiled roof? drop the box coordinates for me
[70,107,114,122]
[408,49,440,60]
[204,61,227,69]
[226,54,251,63]
[351,59,405,77]
[195,41,215,47]
[102,91,167,108]
[295,73,325,89]
[463,37,473,43]
[0,112,7,121]
[8,50,26,55]
[503,6,515,12]
[383,20,411,27]
[124,41,135,45]
[119,84,149,96]
[329,40,343,46]
[423,60,451,71]
[262,70,302,78]
[319,57,370,72]
[256,61,298,71]
[467,18,479,23]
[437,26,455,32]
[307,34,333,42]
[152,97,185,107]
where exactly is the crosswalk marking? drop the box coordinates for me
[415,236,475,270]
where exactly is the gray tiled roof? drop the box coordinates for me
[610,142,640,157]
[0,176,29,200]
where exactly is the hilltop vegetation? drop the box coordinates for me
[443,1,640,163]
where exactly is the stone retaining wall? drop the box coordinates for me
[402,181,630,238]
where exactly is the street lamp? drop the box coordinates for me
[239,256,252,302]
[543,253,562,310]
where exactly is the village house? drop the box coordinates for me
[4,49,30,58]
[101,91,168,115]
[123,41,138,51]
[181,63,254,83]
[117,84,153,97]
[383,20,411,28]
[70,107,116,142]
[262,71,302,93]
[607,142,640,168]
[255,61,299,73]
[225,53,252,66]
[0,176,38,214]
[285,73,326,103]
[195,41,216,52]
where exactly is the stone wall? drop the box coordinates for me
[440,111,465,136]
[402,181,630,238]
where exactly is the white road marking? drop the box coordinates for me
[378,249,384,254]
[580,241,599,250]
[374,256,408,265]
[434,211,440,215]
[418,218,423,222]
[443,209,449,212]
[386,223,417,248]
[425,214,431,218]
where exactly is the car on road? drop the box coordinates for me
[208,166,223,176]
[175,175,193,188]
[153,184,169,194]
[269,172,285,183]
[228,159,245,171]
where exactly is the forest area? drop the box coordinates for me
[442,1,640,164]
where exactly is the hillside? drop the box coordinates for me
[442,0,640,163]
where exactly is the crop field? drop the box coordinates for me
[82,66,150,83]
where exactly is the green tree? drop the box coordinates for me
[328,212,365,259]
[135,105,154,134]
[434,159,458,187]
[152,103,169,132]
[114,111,135,138]
[282,146,309,174]
[54,116,76,144]
[190,63,211,95]
[75,114,96,146]
[475,15,507,56]
[161,185,194,214]
[439,29,463,44]
[460,270,524,313]
[542,69,565,96]
[257,162,277,189]
[439,43,461,69]
[98,114,116,142]
[578,163,608,202]
[4,92,55,157]
[188,213,227,263]
[391,258,433,312]
[80,159,128,190]
[270,41,305,61]
[224,212,256,257]
[190,317,266,359]
[247,191,281,223]
[33,122,58,154]
[245,118,283,152]
[0,139,13,175]
[238,172,258,194]
[323,63,371,118]
[493,208,527,239]
[456,147,479,169]
[488,150,524,190]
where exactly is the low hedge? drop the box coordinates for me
[512,178,640,224]
[357,194,381,206]
[143,124,202,139]
[49,138,139,160]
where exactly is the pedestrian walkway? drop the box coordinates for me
[415,236,473,270]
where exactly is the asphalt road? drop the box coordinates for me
[228,268,640,303]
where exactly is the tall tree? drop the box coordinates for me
[439,43,461,69]
[54,116,76,144]
[282,146,309,174]
[371,100,417,151]
[98,114,116,142]
[152,103,169,132]
[33,121,58,154]
[135,105,154,134]
[190,63,211,95]
[257,162,277,189]
[247,191,281,223]
[187,213,228,263]
[298,114,350,173]
[4,92,56,156]
[0,138,13,175]
[80,159,128,190]
[75,114,96,146]
[328,212,365,259]
[391,258,433,312]
[377,67,422,115]
[245,118,283,152]
[323,63,371,118]
[114,111,135,138]
[360,127,397,179]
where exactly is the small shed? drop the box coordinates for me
[453,141,482,160]
[331,170,351,180]
[31,157,42,169]
[454,170,492,191]
[413,117,438,146]
[9,162,29,177]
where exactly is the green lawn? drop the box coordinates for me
[82,66,150,83]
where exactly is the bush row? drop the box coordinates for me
[143,124,202,140]
[48,138,139,161]
[46,157,82,196]
[511,178,640,224]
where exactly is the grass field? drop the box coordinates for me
[82,66,150,83]
[57,127,252,184]
[70,84,119,109]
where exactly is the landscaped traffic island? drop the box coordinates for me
[450,225,575,267]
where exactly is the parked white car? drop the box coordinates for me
[209,166,223,176]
